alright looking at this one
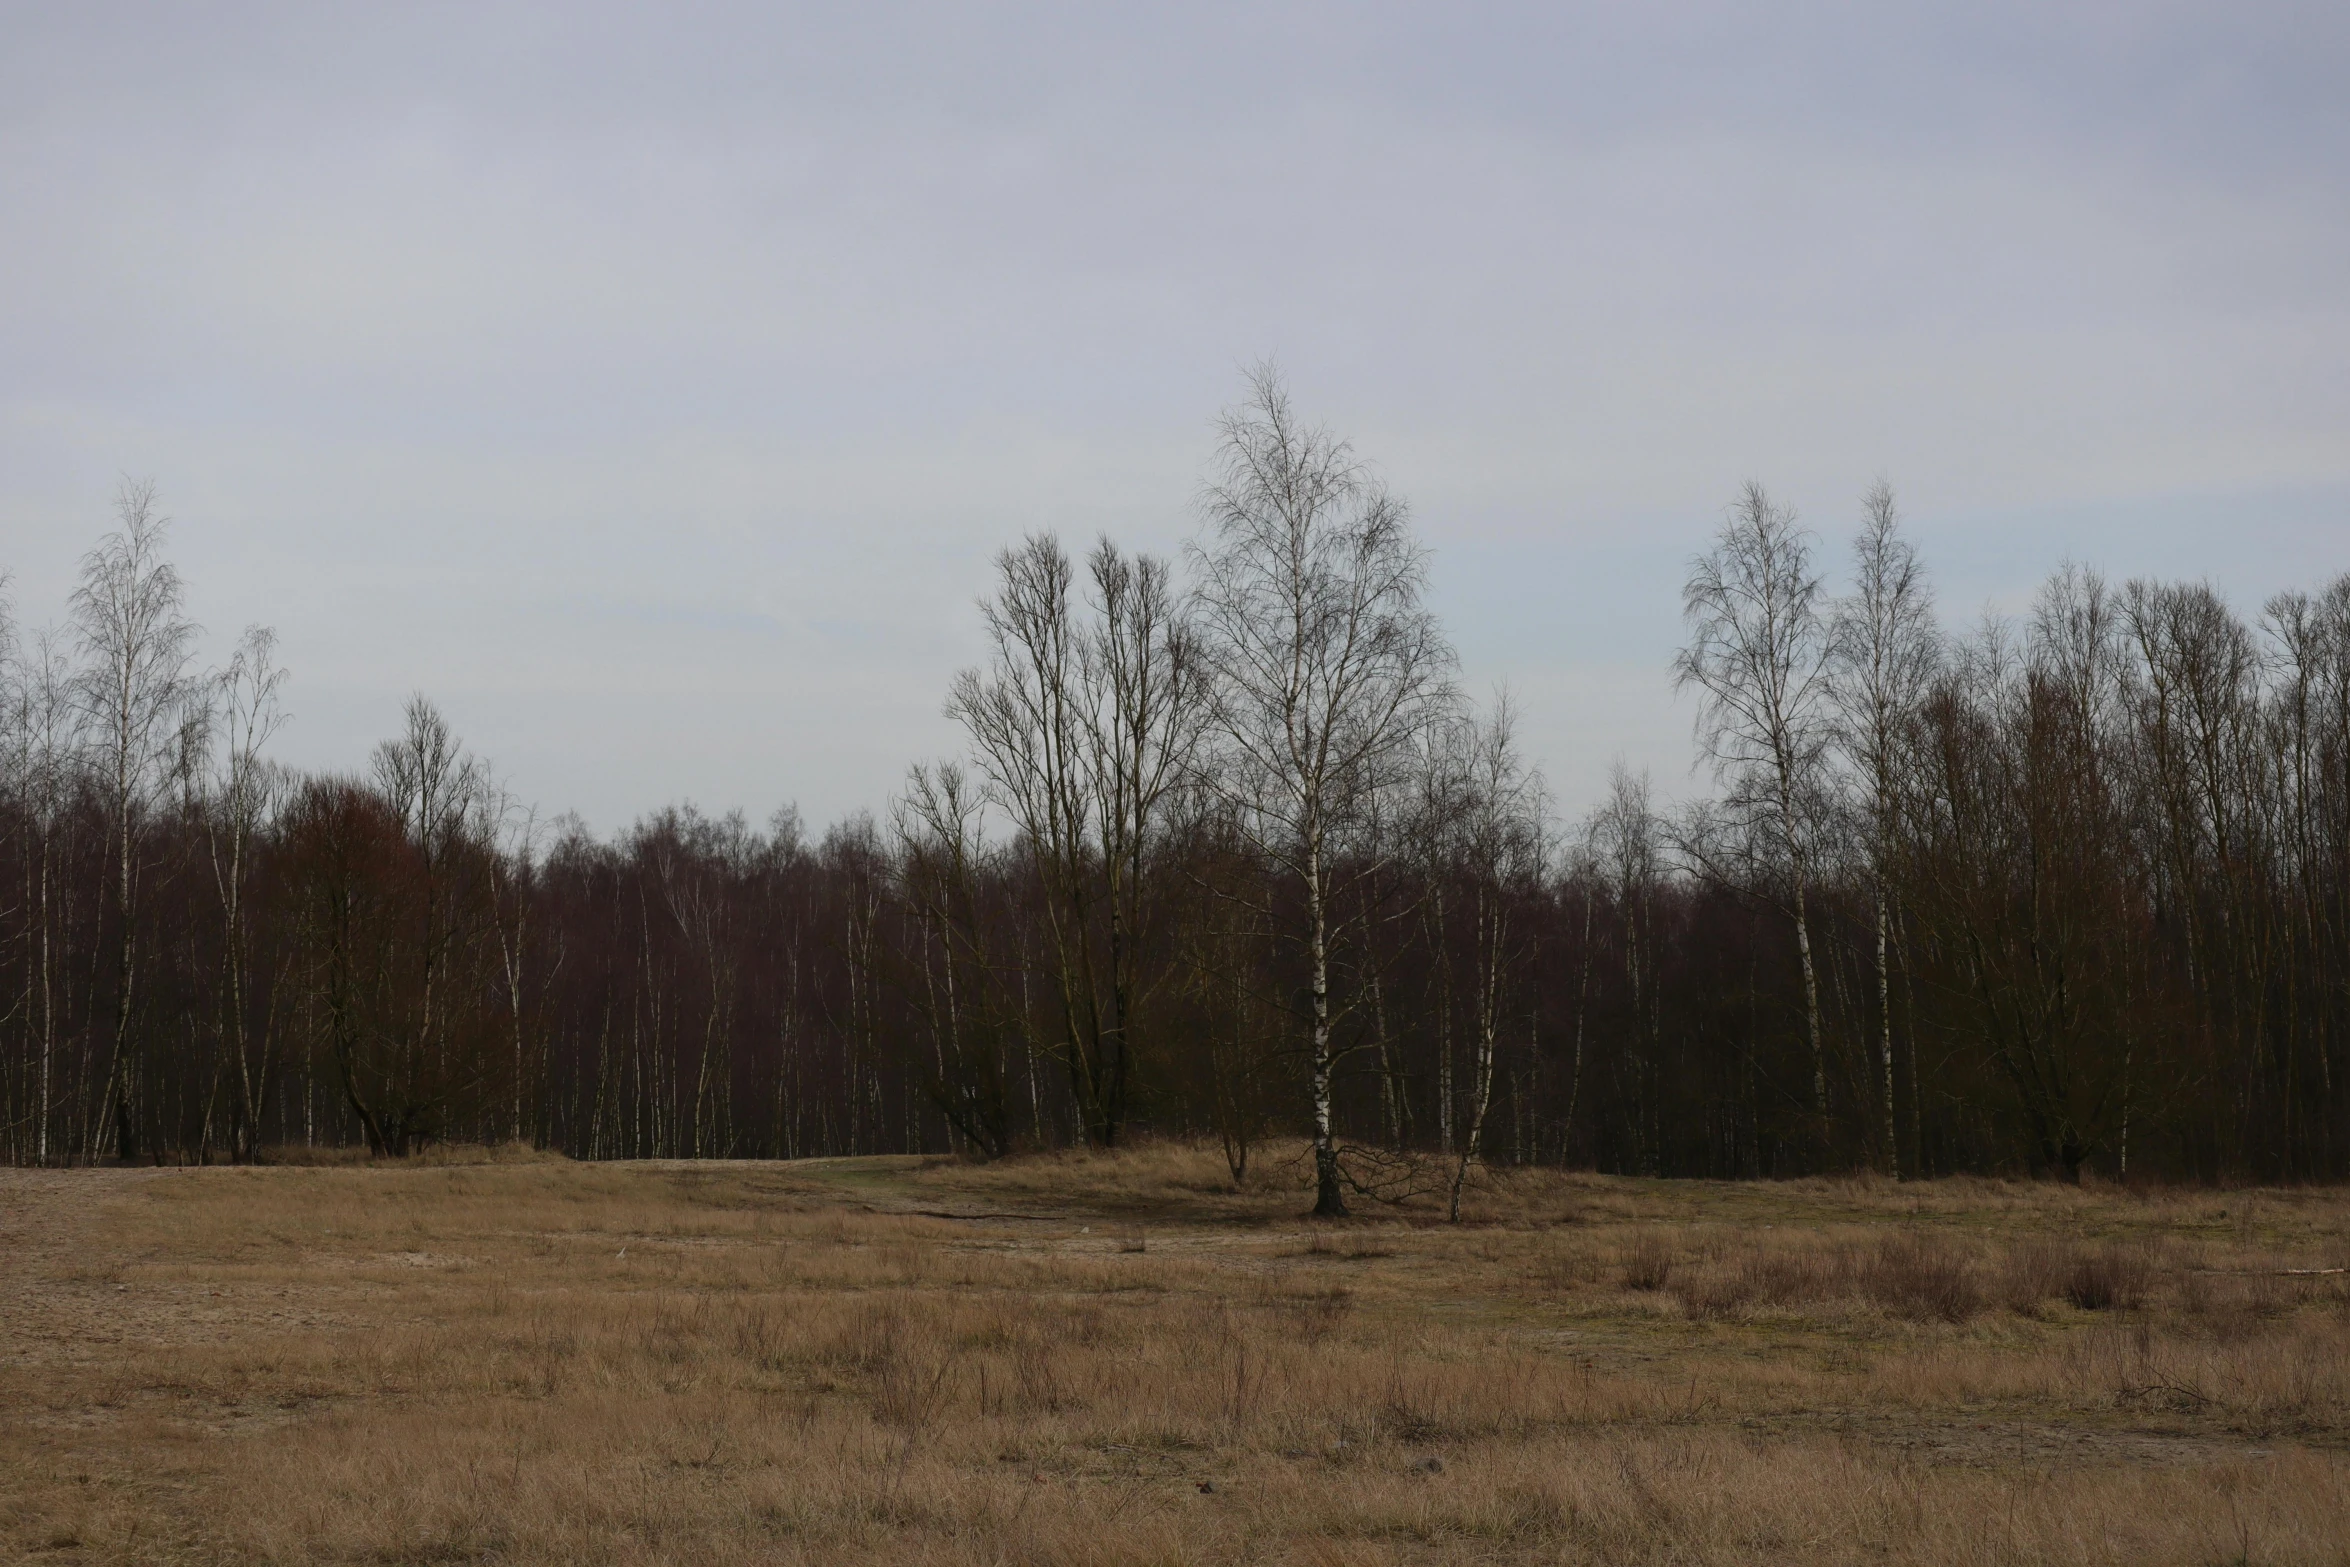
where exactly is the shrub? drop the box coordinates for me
[1999,1239,2071,1313]
[2061,1245,2149,1312]
[1859,1232,1981,1323]
[1617,1232,1676,1292]
[1677,1246,1839,1320]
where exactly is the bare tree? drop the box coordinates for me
[1409,724,1466,1156]
[894,761,1016,1159]
[2120,576,2271,1160]
[72,480,199,1160]
[0,592,23,1156]
[2265,580,2350,1169]
[1445,696,1545,1220]
[8,627,76,1162]
[1553,836,1600,1165]
[1674,483,1833,1148]
[367,694,492,1151]
[1076,537,1206,1133]
[205,626,288,1161]
[1588,763,1664,1172]
[1903,574,2137,1181]
[643,811,746,1158]
[1191,366,1455,1217]
[948,533,1201,1147]
[1175,811,1283,1184]
[1829,482,1938,1174]
[483,781,544,1146]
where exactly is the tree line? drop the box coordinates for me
[2,374,2345,1191]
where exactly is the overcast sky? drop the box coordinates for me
[2,2,2343,833]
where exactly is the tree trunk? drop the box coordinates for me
[1308,840,1346,1218]
[1876,884,1898,1176]
[1792,876,1826,1150]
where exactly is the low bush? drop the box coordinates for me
[1858,1231,1981,1323]
[1617,1232,1676,1292]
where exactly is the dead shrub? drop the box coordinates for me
[1745,1248,1837,1307]
[833,1304,958,1430]
[639,1298,711,1368]
[1617,1232,1675,1292]
[1859,1232,1980,1323]
[1682,1246,1839,1319]
[2087,1321,2213,1417]
[1674,1251,1749,1319]
[1381,1367,1446,1444]
[517,1314,580,1395]
[2062,1245,2149,1312]
[1282,1285,1355,1344]
[827,1300,909,1376]
[1677,1270,1753,1319]
[1527,1240,1590,1295]
[1999,1238,2073,1313]
[2179,1267,2294,1340]
[874,1344,956,1431]
[1009,1333,1063,1414]
[728,1304,788,1373]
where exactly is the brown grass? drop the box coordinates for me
[4,1144,2349,1564]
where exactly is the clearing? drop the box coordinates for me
[2,1143,2346,1564]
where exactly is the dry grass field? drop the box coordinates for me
[4,1144,2349,1565]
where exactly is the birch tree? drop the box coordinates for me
[207,626,288,1162]
[1828,483,1938,1174]
[1674,483,1833,1151]
[484,785,543,1145]
[72,481,198,1160]
[9,628,75,1162]
[1445,697,1544,1220]
[1191,367,1454,1217]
